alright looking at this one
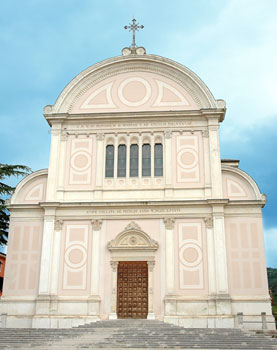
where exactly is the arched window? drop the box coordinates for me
[117,144,126,177]
[105,145,114,178]
[142,144,151,176]
[130,144,138,177]
[154,143,163,176]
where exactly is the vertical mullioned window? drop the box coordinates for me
[105,141,163,178]
[105,145,114,177]
[142,144,151,176]
[117,145,126,177]
[154,143,163,176]
[130,144,139,177]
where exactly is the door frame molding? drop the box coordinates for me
[107,221,158,320]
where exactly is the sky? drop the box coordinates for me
[0,0,276,266]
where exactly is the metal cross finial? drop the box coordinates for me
[124,18,144,49]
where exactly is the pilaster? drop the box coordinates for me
[50,220,63,296]
[57,132,68,195]
[147,261,155,319]
[46,123,62,201]
[163,217,175,294]
[208,118,222,198]
[109,261,119,319]
[210,202,231,315]
[205,216,216,296]
[96,133,104,188]
[205,216,217,316]
[202,129,212,197]
[36,207,56,316]
[164,130,172,193]
[90,220,102,296]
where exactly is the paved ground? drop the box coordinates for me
[0,319,277,349]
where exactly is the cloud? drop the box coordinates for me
[264,227,277,268]
[160,0,277,139]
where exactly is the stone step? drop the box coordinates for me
[0,320,276,349]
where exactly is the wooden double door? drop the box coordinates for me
[117,261,148,319]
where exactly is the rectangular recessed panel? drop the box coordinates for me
[117,261,148,319]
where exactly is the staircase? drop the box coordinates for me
[0,319,277,349]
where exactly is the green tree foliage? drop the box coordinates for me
[267,267,277,320]
[0,164,31,246]
[267,267,277,293]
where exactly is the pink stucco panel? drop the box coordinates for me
[58,222,92,296]
[3,221,43,296]
[225,216,268,296]
[64,135,96,190]
[172,132,204,188]
[174,219,208,296]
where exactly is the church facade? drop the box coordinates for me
[0,45,274,329]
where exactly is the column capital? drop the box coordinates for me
[147,261,155,272]
[110,261,119,271]
[164,130,172,139]
[204,216,213,229]
[54,220,63,231]
[91,219,102,231]
[163,217,175,230]
[60,132,68,141]
[51,129,61,136]
[96,133,104,141]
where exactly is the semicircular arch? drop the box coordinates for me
[222,165,264,201]
[107,221,159,252]
[45,54,223,117]
[11,169,48,205]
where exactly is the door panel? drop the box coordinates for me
[117,261,148,319]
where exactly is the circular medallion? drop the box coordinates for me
[118,77,151,107]
[65,244,87,268]
[179,243,202,267]
[177,149,198,169]
[71,151,91,171]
